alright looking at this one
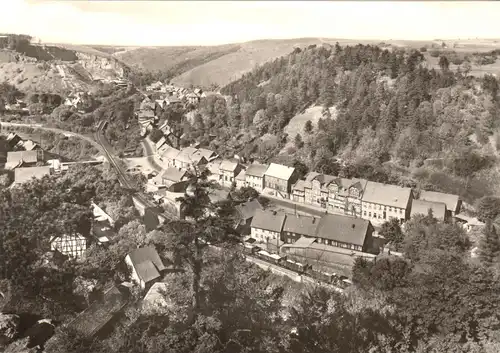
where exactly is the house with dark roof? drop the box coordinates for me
[143,207,164,232]
[66,284,131,338]
[315,214,374,252]
[244,163,269,191]
[6,132,22,149]
[282,214,320,244]
[411,199,447,222]
[219,159,244,187]
[361,181,413,225]
[419,190,461,218]
[234,198,264,235]
[263,163,299,197]
[125,247,166,290]
[250,209,286,243]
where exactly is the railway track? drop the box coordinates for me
[94,121,161,211]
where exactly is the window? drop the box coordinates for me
[369,212,372,217]
[399,208,403,214]
[363,211,366,216]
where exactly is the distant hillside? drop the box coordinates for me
[114,44,241,74]
[110,38,500,89]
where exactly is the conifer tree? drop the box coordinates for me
[479,222,500,267]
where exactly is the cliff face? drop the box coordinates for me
[0,47,131,94]
[76,52,130,80]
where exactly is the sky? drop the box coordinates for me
[0,0,499,46]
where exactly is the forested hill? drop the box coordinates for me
[200,43,500,202]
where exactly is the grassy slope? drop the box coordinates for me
[113,44,241,72]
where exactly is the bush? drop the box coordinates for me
[149,128,163,143]
[420,47,427,52]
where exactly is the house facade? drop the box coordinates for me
[361,182,413,225]
[158,146,180,167]
[50,233,88,258]
[263,163,298,197]
[250,209,286,243]
[219,159,244,187]
[244,163,269,191]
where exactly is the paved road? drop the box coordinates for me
[262,196,328,218]
[141,137,163,172]
[1,122,104,152]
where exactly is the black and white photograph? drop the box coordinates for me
[1,1,500,352]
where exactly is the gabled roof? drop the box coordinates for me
[305,172,321,182]
[419,190,460,213]
[7,150,39,164]
[411,199,446,221]
[283,214,320,237]
[197,148,217,161]
[23,140,39,151]
[14,166,51,184]
[315,214,371,247]
[127,246,165,283]
[161,167,187,182]
[160,146,180,160]
[263,163,296,181]
[175,147,207,165]
[250,209,286,233]
[246,163,269,178]
[361,181,412,209]
[220,159,240,172]
[236,169,246,181]
[235,199,264,221]
[138,110,155,119]
[67,284,130,337]
[155,136,167,150]
[292,179,306,192]
[206,159,221,175]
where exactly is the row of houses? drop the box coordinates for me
[145,81,205,105]
[151,139,463,227]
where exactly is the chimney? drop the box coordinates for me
[352,224,355,229]
[272,211,277,216]
[312,217,316,224]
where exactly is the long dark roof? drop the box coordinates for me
[315,214,371,247]
[67,285,130,337]
[235,199,263,221]
[283,214,319,237]
[250,209,286,233]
